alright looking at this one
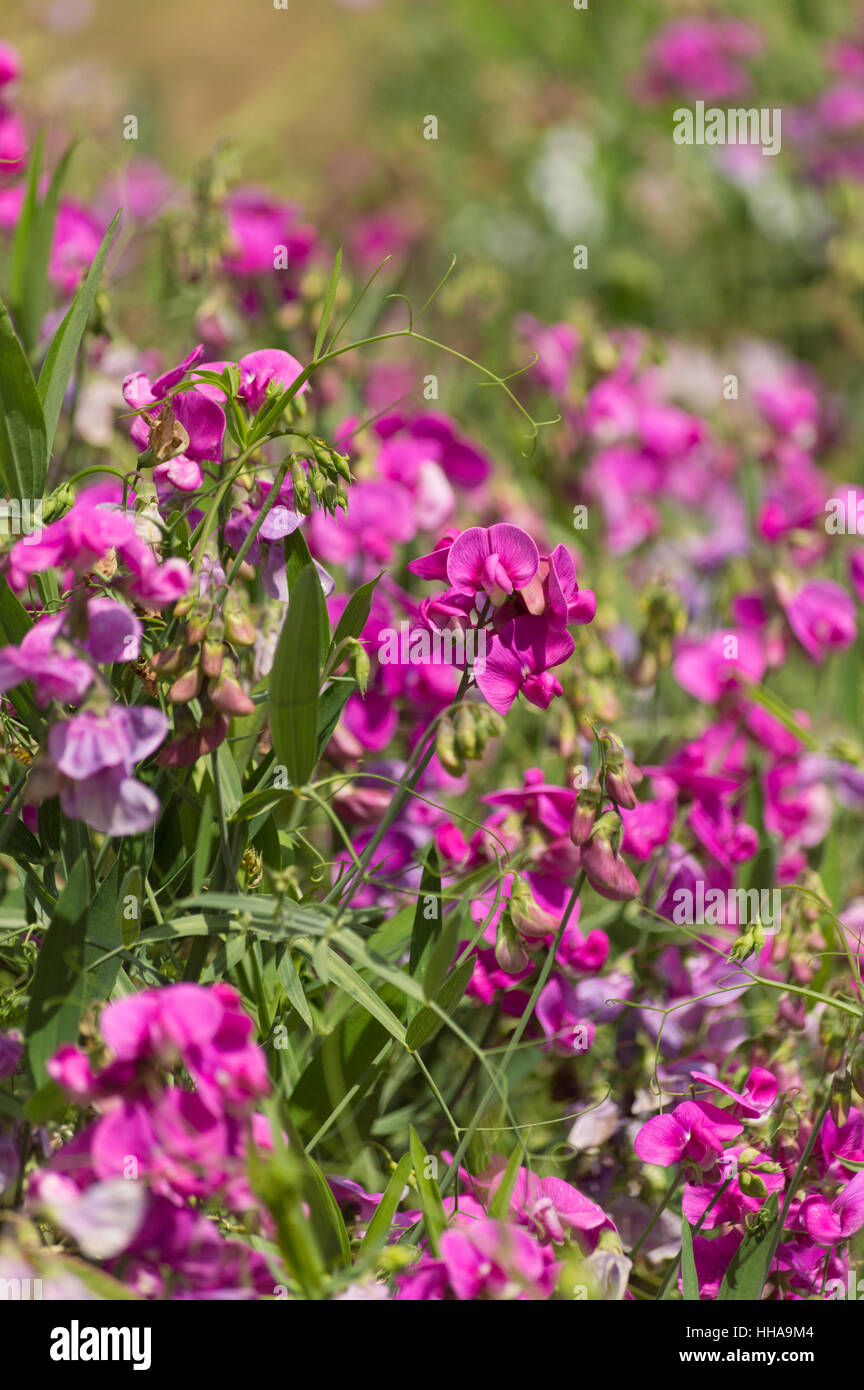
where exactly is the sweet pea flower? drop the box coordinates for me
[779,578,857,663]
[634,1100,743,1168]
[804,1171,864,1245]
[474,615,574,716]
[447,524,540,607]
[689,1067,778,1118]
[673,629,766,703]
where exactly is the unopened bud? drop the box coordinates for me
[495,911,530,974]
[830,1070,852,1129]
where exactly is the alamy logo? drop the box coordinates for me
[49,1321,152,1371]
[671,883,781,934]
[673,101,782,157]
[0,498,42,544]
[377,621,486,667]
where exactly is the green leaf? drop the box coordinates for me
[25,856,91,1084]
[408,846,442,984]
[360,1152,413,1255]
[405,955,475,1052]
[423,907,460,1002]
[680,1214,699,1301]
[8,133,43,322]
[313,246,342,360]
[332,570,383,652]
[276,947,313,1030]
[38,210,120,454]
[316,678,355,757]
[302,942,407,1047]
[488,1144,525,1220]
[269,563,326,787]
[716,1192,780,1300]
[11,141,76,353]
[0,301,48,501]
[409,1126,446,1254]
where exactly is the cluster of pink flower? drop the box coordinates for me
[31,985,275,1299]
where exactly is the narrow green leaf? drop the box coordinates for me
[360,1152,413,1255]
[269,563,325,786]
[716,1192,780,1300]
[680,1214,699,1301]
[8,132,43,324]
[0,301,48,500]
[14,142,76,352]
[488,1144,526,1220]
[409,1126,446,1254]
[25,856,91,1083]
[408,846,441,983]
[38,210,120,453]
[405,955,474,1052]
[313,246,342,360]
[332,570,383,652]
[276,947,313,1030]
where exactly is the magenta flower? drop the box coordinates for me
[447,524,539,607]
[673,630,766,703]
[634,1100,743,1168]
[780,578,857,663]
[221,187,315,280]
[474,616,574,716]
[396,1219,559,1301]
[804,1172,864,1245]
[689,1067,778,1118]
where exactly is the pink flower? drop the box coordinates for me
[689,1067,778,1118]
[634,1100,743,1168]
[222,187,315,279]
[474,615,575,716]
[673,630,766,703]
[780,578,857,663]
[447,524,540,607]
[396,1219,559,1301]
[804,1171,864,1245]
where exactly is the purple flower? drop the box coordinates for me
[447,524,540,607]
[804,1171,864,1245]
[780,578,857,663]
[634,1099,743,1168]
[474,615,574,716]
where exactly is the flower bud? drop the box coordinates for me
[570,776,602,847]
[580,812,639,902]
[168,664,203,704]
[830,1070,852,1129]
[738,1169,767,1200]
[224,604,257,647]
[202,638,224,679]
[292,461,311,513]
[495,911,529,975]
[435,718,464,777]
[510,877,558,939]
[454,706,477,760]
[210,666,256,716]
[150,645,185,677]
